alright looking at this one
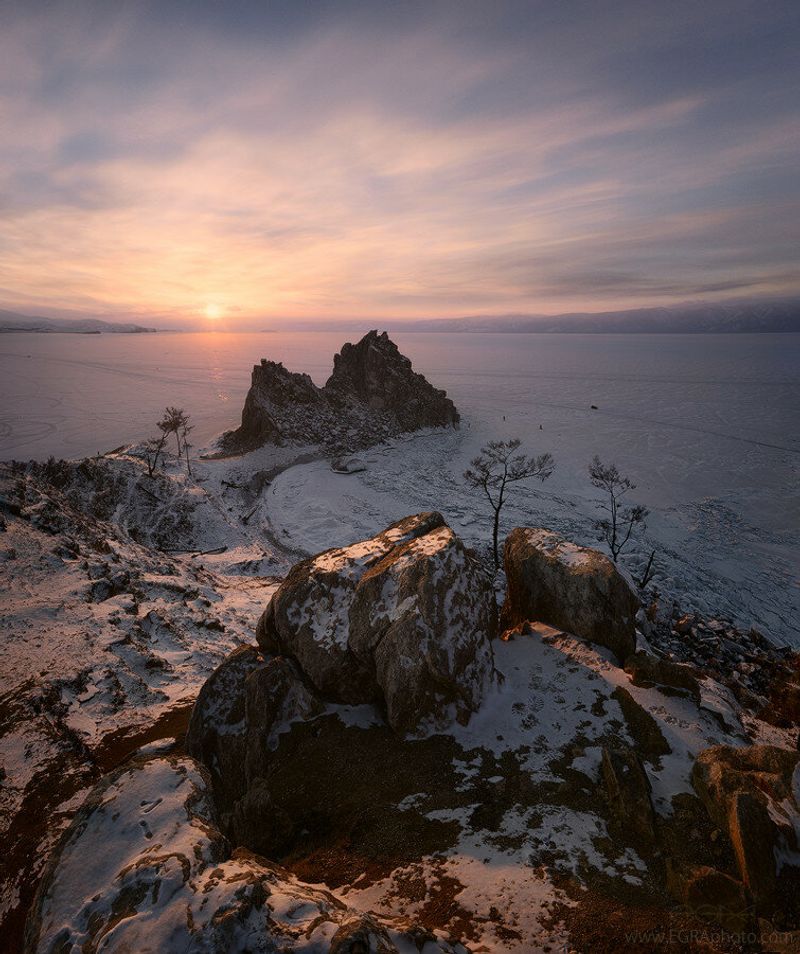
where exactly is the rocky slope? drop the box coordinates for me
[25,756,466,954]
[23,517,800,952]
[222,330,459,454]
[0,447,300,947]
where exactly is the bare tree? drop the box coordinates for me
[180,419,194,476]
[637,548,657,590]
[159,407,189,458]
[465,438,554,570]
[588,455,649,563]
[143,431,168,478]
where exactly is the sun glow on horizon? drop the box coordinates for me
[0,3,797,327]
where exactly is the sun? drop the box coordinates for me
[204,303,222,320]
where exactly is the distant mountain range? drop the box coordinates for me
[0,308,157,334]
[403,298,800,334]
[2,297,798,335]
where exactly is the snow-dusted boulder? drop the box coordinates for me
[501,528,639,663]
[257,512,496,732]
[186,646,322,852]
[25,756,465,954]
[331,455,367,474]
[692,745,800,919]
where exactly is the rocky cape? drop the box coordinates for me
[23,515,800,953]
[221,330,460,454]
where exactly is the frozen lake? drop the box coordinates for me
[1,329,798,640]
[1,330,798,506]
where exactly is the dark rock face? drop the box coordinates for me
[611,686,671,762]
[501,528,639,663]
[223,330,459,453]
[624,650,701,702]
[601,743,657,847]
[326,331,459,430]
[668,865,752,935]
[257,512,496,732]
[692,744,800,920]
[186,646,322,848]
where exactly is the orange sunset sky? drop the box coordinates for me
[1,0,798,328]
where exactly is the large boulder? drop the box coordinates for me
[186,646,322,849]
[223,330,459,453]
[24,757,465,954]
[692,745,800,920]
[501,528,639,663]
[258,512,496,732]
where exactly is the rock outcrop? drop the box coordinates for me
[257,512,496,732]
[601,742,657,847]
[223,330,459,454]
[624,650,702,702]
[187,513,496,859]
[611,685,671,762]
[186,645,322,853]
[667,864,753,935]
[501,528,639,663]
[691,744,800,921]
[24,756,465,954]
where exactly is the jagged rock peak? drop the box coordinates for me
[222,330,459,454]
[328,329,412,396]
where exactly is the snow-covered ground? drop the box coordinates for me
[0,444,316,940]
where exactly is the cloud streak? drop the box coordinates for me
[0,0,798,325]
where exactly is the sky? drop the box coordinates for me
[0,0,798,328]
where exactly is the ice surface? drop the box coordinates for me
[2,331,796,642]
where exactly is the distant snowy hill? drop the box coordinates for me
[0,308,157,334]
[406,297,800,333]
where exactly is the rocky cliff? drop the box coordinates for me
[222,330,459,453]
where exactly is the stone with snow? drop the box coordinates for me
[24,756,465,954]
[331,455,367,474]
[624,649,701,702]
[257,512,496,732]
[186,645,322,851]
[223,330,459,454]
[500,528,639,663]
[611,685,671,762]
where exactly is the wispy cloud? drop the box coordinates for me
[0,0,798,324]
